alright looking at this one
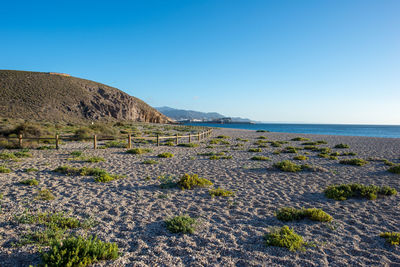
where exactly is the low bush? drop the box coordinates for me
[35,188,55,201]
[257,136,268,140]
[324,183,397,200]
[216,135,229,139]
[104,140,127,148]
[276,207,332,222]
[334,143,350,149]
[0,166,11,173]
[41,235,119,266]
[178,143,199,148]
[264,226,310,251]
[20,179,39,186]
[177,173,212,190]
[273,160,302,172]
[339,158,368,166]
[380,232,400,246]
[0,152,17,160]
[248,148,262,153]
[14,151,32,158]
[70,151,83,157]
[282,146,298,153]
[142,159,158,165]
[126,148,152,154]
[291,137,310,141]
[158,152,174,158]
[209,155,232,160]
[250,156,270,161]
[341,152,357,156]
[84,156,105,163]
[165,215,197,234]
[293,155,308,161]
[157,174,177,189]
[388,165,400,174]
[54,166,123,183]
[209,187,234,197]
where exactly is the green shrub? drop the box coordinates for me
[164,141,175,146]
[178,143,199,148]
[84,156,105,163]
[257,136,268,140]
[16,211,81,229]
[313,147,331,153]
[14,151,32,158]
[330,152,340,156]
[70,151,83,157]
[388,165,400,174]
[302,142,317,146]
[276,207,332,222]
[250,156,270,161]
[0,166,11,173]
[303,145,317,150]
[20,179,39,186]
[216,135,229,139]
[165,215,197,234]
[282,146,297,153]
[269,141,282,147]
[291,137,310,141]
[104,140,127,148]
[177,173,212,190]
[341,152,357,156]
[19,228,65,246]
[24,167,38,172]
[380,232,400,246]
[209,187,234,197]
[126,148,152,154]
[0,152,17,160]
[324,183,397,200]
[54,166,123,182]
[334,143,350,149]
[236,138,248,142]
[53,165,81,176]
[35,189,55,201]
[142,159,158,165]
[248,148,262,152]
[339,158,368,166]
[198,152,225,156]
[293,155,308,161]
[158,152,174,158]
[264,226,310,251]
[273,160,302,172]
[41,235,119,266]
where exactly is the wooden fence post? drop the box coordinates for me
[175,134,179,145]
[128,134,132,149]
[55,134,59,149]
[93,135,97,149]
[18,134,23,148]
[157,135,160,146]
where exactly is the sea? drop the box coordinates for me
[183,123,400,138]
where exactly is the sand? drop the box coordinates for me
[0,128,399,266]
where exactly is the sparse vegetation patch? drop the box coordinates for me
[264,226,310,251]
[273,160,302,172]
[380,232,400,246]
[209,187,234,197]
[339,158,368,166]
[276,207,332,222]
[177,173,212,190]
[324,183,397,200]
[165,215,197,234]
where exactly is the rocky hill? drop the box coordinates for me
[0,70,173,123]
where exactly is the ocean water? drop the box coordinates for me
[184,123,400,138]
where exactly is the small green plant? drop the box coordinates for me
[282,146,298,153]
[216,135,229,139]
[291,137,310,141]
[250,156,270,161]
[334,143,350,149]
[84,156,105,163]
[165,215,197,234]
[104,140,127,148]
[380,232,400,246]
[35,188,55,201]
[14,151,32,158]
[257,136,268,139]
[341,152,357,156]
[248,148,262,152]
[273,160,302,172]
[158,152,174,158]
[276,207,332,222]
[0,166,11,173]
[264,226,310,251]
[324,183,397,200]
[388,165,400,174]
[209,187,234,197]
[177,173,212,190]
[164,141,175,146]
[20,179,39,186]
[293,155,308,161]
[0,152,17,160]
[142,159,158,164]
[126,148,152,154]
[157,174,177,189]
[70,151,83,157]
[41,235,119,266]
[178,143,199,148]
[24,167,38,172]
[339,158,368,166]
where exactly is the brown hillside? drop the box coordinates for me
[0,70,173,123]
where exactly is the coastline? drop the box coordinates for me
[1,127,400,266]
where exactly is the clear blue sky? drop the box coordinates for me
[1,0,399,124]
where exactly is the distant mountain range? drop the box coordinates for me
[155,106,254,123]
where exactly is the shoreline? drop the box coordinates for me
[1,127,399,266]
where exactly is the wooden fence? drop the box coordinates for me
[0,129,213,149]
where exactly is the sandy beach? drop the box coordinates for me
[1,128,399,266]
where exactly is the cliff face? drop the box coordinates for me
[0,70,173,123]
